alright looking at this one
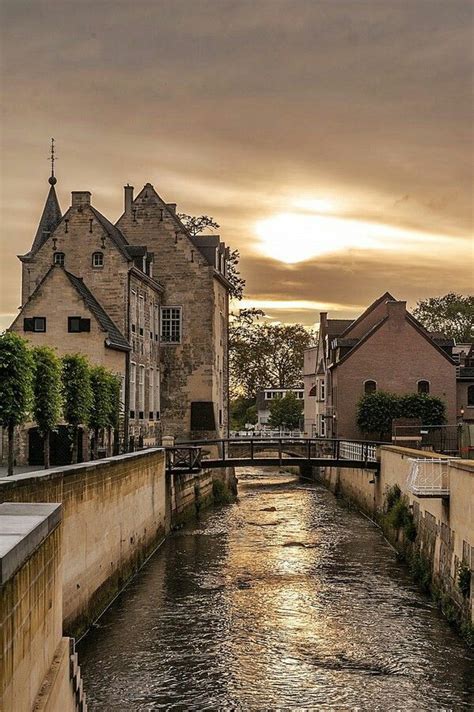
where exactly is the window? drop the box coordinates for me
[53,252,65,266]
[417,380,430,395]
[154,304,159,342]
[319,413,326,436]
[92,251,104,268]
[130,362,136,415]
[138,295,145,336]
[320,380,325,401]
[467,385,474,407]
[155,371,161,419]
[364,380,377,395]
[149,369,154,419]
[24,316,46,333]
[130,290,137,332]
[68,316,91,333]
[138,365,145,418]
[160,306,182,343]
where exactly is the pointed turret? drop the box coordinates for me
[29,179,62,253]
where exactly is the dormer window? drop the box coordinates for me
[92,252,104,268]
[417,380,430,395]
[53,252,65,266]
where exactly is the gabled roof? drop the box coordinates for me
[29,184,62,254]
[89,206,130,259]
[326,319,354,338]
[339,291,395,338]
[65,271,130,351]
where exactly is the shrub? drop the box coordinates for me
[458,561,471,598]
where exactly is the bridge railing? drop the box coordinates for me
[165,446,202,473]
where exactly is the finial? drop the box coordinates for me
[48,138,57,185]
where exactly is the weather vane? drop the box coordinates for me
[48,138,57,185]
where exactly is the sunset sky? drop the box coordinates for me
[0,0,472,330]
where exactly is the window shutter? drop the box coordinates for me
[23,317,34,332]
[80,318,91,332]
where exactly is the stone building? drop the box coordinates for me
[8,170,230,463]
[303,293,457,440]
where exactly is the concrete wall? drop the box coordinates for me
[316,446,473,632]
[0,503,83,712]
[0,449,168,637]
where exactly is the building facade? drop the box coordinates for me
[8,172,230,463]
[303,293,457,440]
[256,388,304,429]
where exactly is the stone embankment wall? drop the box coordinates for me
[315,446,473,638]
[0,503,85,712]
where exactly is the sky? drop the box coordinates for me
[0,0,473,330]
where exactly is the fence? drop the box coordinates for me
[406,458,452,497]
[339,440,378,463]
[392,424,463,456]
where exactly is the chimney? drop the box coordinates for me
[319,312,328,332]
[71,191,91,208]
[124,184,134,215]
[386,300,406,322]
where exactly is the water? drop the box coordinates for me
[79,470,473,710]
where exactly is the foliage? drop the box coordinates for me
[458,561,471,598]
[231,396,258,429]
[398,393,446,426]
[409,551,432,593]
[62,354,93,426]
[178,213,245,300]
[89,366,113,431]
[31,347,63,436]
[384,484,401,513]
[0,332,34,428]
[384,484,417,542]
[357,391,399,439]
[107,373,122,429]
[413,293,474,343]
[357,391,446,438]
[230,309,315,399]
[269,392,304,429]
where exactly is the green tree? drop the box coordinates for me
[230,310,315,399]
[178,213,245,300]
[89,366,113,460]
[230,396,256,430]
[62,354,93,464]
[357,391,400,440]
[0,333,34,476]
[32,346,63,469]
[398,393,446,425]
[269,392,304,430]
[106,372,122,455]
[413,293,474,342]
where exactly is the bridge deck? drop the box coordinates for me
[203,457,380,470]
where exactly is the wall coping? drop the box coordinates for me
[0,502,62,584]
[380,445,474,474]
[0,448,165,490]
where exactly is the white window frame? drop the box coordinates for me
[130,290,137,329]
[149,369,154,417]
[130,362,136,412]
[138,295,145,334]
[92,251,104,268]
[138,365,145,413]
[160,306,182,344]
[319,413,326,437]
[155,369,161,419]
[53,252,65,266]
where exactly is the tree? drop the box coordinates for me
[89,366,113,460]
[269,392,304,430]
[230,396,257,430]
[229,310,315,399]
[62,354,93,464]
[413,293,474,342]
[0,333,34,476]
[357,391,447,440]
[106,372,122,455]
[178,213,245,300]
[357,391,400,440]
[32,346,63,469]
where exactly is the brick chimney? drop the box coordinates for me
[71,191,91,208]
[319,312,328,333]
[386,300,406,323]
[124,185,134,215]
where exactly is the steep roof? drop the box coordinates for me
[89,206,130,259]
[326,319,354,338]
[65,271,130,351]
[339,291,395,338]
[30,184,62,254]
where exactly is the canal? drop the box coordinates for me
[79,470,473,710]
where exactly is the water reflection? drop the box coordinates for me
[79,470,473,710]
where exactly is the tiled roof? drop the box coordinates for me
[65,271,130,351]
[30,185,62,254]
[90,206,130,259]
[326,319,354,337]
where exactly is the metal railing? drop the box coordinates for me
[229,430,304,439]
[406,458,452,497]
[165,446,202,473]
[339,440,378,463]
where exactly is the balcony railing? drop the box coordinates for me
[406,458,451,498]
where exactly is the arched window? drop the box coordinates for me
[418,380,430,395]
[53,252,65,266]
[468,385,474,406]
[92,251,104,268]
[364,380,377,395]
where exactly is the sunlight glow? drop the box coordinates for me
[254,212,455,264]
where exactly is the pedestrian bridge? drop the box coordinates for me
[165,437,381,474]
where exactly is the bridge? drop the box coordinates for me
[165,437,381,474]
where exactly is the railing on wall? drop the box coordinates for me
[339,440,378,463]
[406,458,452,498]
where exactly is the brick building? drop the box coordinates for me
[303,293,457,440]
[8,170,231,463]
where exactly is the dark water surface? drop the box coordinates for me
[79,471,473,711]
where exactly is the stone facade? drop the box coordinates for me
[8,174,230,463]
[304,293,457,440]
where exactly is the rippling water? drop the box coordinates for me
[79,470,473,710]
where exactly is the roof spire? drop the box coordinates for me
[48,137,57,185]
